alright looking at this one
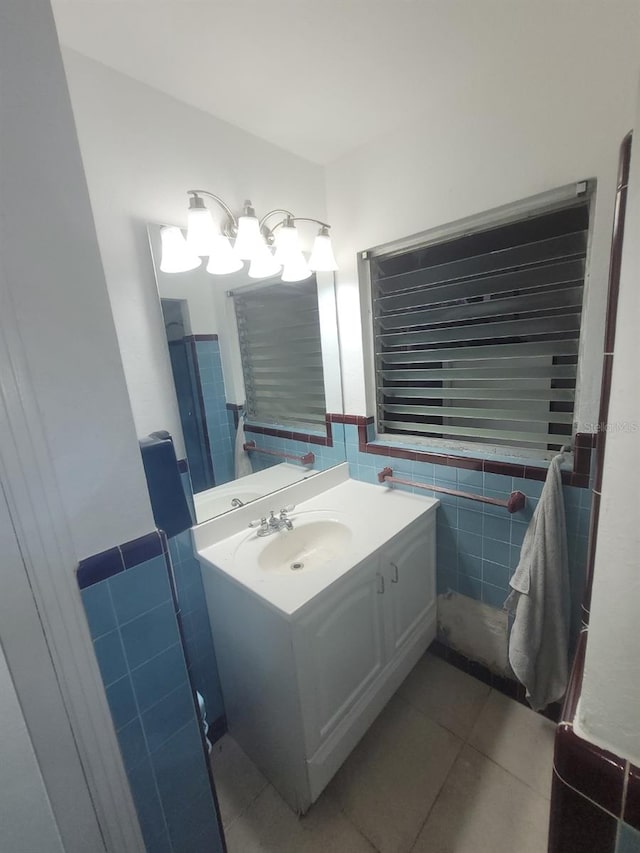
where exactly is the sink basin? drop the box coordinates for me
[250,519,352,574]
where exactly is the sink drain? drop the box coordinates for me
[290,562,304,571]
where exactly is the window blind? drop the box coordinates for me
[371,200,590,452]
[233,277,327,429]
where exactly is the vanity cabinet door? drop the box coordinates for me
[295,556,386,757]
[383,513,436,657]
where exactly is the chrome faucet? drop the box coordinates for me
[249,506,295,536]
[230,497,245,508]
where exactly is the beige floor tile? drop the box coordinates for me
[412,745,550,853]
[397,653,491,739]
[467,690,556,799]
[224,784,375,853]
[210,734,268,828]
[326,695,462,853]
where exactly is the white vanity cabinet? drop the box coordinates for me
[198,480,438,814]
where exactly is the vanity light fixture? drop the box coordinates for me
[159,190,338,281]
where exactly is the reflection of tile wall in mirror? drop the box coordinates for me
[147,223,346,524]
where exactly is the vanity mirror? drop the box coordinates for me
[147,223,346,524]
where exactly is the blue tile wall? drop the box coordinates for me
[343,424,591,652]
[178,461,196,524]
[168,529,225,724]
[194,339,235,486]
[617,822,640,853]
[78,538,224,853]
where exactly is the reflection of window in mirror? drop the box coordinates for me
[232,277,327,431]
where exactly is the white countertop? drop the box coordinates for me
[195,476,438,618]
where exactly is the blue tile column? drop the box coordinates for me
[78,535,224,853]
[194,339,234,485]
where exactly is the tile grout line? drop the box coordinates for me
[407,685,491,850]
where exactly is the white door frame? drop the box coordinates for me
[0,278,145,853]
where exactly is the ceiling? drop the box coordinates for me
[52,0,640,166]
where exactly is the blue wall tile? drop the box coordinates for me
[142,683,194,753]
[458,552,482,580]
[126,756,168,850]
[116,718,148,774]
[617,822,640,853]
[131,643,190,713]
[482,583,508,609]
[458,508,483,536]
[93,629,127,686]
[120,602,179,671]
[79,539,223,853]
[483,514,511,544]
[457,530,483,558]
[81,582,116,639]
[109,556,172,626]
[482,538,511,568]
[106,675,138,731]
[458,574,482,600]
[151,721,211,822]
[482,560,510,590]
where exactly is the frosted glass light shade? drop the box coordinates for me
[309,232,338,271]
[186,207,219,256]
[281,251,312,282]
[205,235,243,275]
[273,223,300,266]
[234,214,262,260]
[248,238,282,279]
[160,226,201,273]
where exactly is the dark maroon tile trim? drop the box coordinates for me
[618,130,633,190]
[243,415,334,448]
[555,727,626,817]
[120,532,164,570]
[561,629,587,721]
[625,764,640,831]
[184,333,219,342]
[326,413,375,426]
[226,402,242,429]
[77,531,165,589]
[552,628,631,837]
[548,770,618,853]
[353,430,593,488]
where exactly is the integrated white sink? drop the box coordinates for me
[237,516,352,574]
[194,465,439,616]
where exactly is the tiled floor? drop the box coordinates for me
[210,651,555,852]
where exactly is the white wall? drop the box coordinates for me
[0,3,154,561]
[575,85,640,766]
[325,3,640,419]
[61,50,328,458]
[0,644,64,853]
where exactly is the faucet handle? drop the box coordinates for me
[249,517,267,529]
[280,505,295,515]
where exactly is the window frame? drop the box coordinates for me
[360,180,597,462]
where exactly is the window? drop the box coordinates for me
[233,277,327,429]
[368,185,592,456]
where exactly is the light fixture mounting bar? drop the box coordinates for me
[187,189,237,232]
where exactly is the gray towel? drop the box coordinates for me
[504,454,570,711]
